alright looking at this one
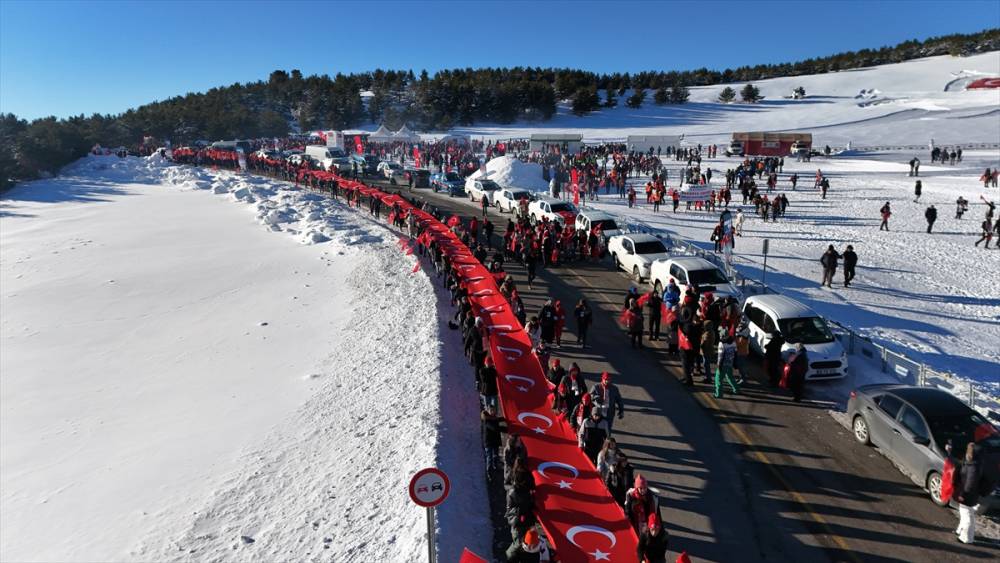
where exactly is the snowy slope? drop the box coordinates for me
[0,157,489,562]
[449,52,1000,146]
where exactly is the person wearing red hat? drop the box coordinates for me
[637,512,669,563]
[591,372,625,433]
[625,474,661,534]
[505,527,542,562]
[573,393,593,432]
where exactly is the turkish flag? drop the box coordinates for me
[354,135,363,154]
[459,548,488,563]
[414,147,421,168]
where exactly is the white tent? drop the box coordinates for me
[368,124,394,142]
[392,125,420,143]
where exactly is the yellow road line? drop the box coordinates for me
[703,393,861,563]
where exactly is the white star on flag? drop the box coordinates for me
[517,386,528,392]
[591,548,610,561]
[532,426,546,434]
[557,480,573,489]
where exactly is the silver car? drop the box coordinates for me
[847,384,1000,511]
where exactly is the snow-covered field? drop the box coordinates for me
[449,52,1000,147]
[0,156,489,562]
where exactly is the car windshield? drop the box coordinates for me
[511,191,531,200]
[445,172,461,181]
[480,181,499,190]
[550,202,577,213]
[594,219,619,231]
[688,268,729,285]
[387,163,402,170]
[927,412,1000,453]
[634,241,667,254]
[778,317,835,344]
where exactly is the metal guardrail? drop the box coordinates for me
[838,143,1000,153]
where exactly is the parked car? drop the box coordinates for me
[648,256,743,301]
[607,233,671,282]
[575,210,622,241]
[528,197,578,226]
[430,172,465,196]
[349,154,378,174]
[286,153,311,167]
[465,178,501,204]
[742,294,848,380]
[848,384,1000,510]
[724,141,744,157]
[377,161,406,184]
[494,188,535,213]
[404,168,431,189]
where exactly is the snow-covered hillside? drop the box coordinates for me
[448,52,1000,146]
[0,157,489,562]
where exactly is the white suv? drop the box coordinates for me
[465,179,501,204]
[528,197,578,226]
[575,210,622,241]
[742,294,848,380]
[607,234,670,281]
[494,188,534,213]
[649,256,742,301]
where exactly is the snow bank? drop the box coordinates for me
[468,155,548,191]
[0,155,490,562]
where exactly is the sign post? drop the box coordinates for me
[761,238,770,288]
[409,467,451,563]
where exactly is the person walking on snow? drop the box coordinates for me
[574,299,593,347]
[974,219,993,248]
[913,180,922,202]
[842,245,858,287]
[820,245,839,287]
[925,205,938,233]
[879,202,892,231]
[735,209,745,236]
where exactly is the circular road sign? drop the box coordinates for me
[408,467,451,508]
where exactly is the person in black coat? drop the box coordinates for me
[637,514,669,563]
[764,331,786,387]
[842,245,858,287]
[646,291,663,340]
[955,443,981,544]
[925,205,938,233]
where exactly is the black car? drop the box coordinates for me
[404,168,431,189]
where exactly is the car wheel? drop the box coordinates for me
[927,471,947,506]
[852,415,871,446]
[632,266,641,282]
[654,280,663,294]
[612,254,620,269]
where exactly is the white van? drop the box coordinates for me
[304,145,351,172]
[575,210,622,240]
[742,294,848,380]
[724,141,744,157]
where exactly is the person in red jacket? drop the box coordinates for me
[553,300,566,346]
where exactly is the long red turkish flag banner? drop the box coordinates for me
[314,171,639,561]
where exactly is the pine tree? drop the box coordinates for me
[604,87,617,108]
[740,84,761,103]
[653,86,669,105]
[626,88,646,108]
[668,85,690,104]
[571,86,601,116]
[718,86,736,103]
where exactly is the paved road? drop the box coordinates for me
[362,176,996,562]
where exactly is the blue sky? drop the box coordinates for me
[1,0,997,120]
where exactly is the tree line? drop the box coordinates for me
[1,28,997,190]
